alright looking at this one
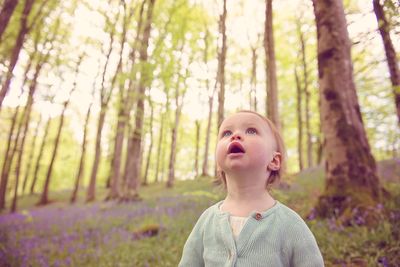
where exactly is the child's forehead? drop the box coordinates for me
[220,112,269,128]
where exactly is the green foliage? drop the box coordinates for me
[1,160,399,266]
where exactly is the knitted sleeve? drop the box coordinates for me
[178,210,209,267]
[289,221,324,267]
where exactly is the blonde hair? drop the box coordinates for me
[216,110,286,190]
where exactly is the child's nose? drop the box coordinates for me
[230,133,242,141]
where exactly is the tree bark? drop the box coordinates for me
[194,120,200,178]
[86,107,106,202]
[107,1,144,200]
[250,45,258,111]
[0,105,20,210]
[143,102,154,185]
[86,14,118,202]
[0,0,19,41]
[299,26,313,167]
[10,60,45,212]
[154,111,165,183]
[122,0,155,200]
[264,0,280,130]
[21,115,42,194]
[38,56,82,206]
[30,117,52,194]
[166,86,183,188]
[216,0,227,130]
[373,0,400,124]
[70,88,95,204]
[294,65,304,171]
[0,0,34,109]
[166,40,192,188]
[201,28,214,177]
[10,23,56,210]
[312,0,382,223]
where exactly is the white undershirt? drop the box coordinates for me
[220,205,249,240]
[229,215,249,239]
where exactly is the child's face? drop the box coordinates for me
[216,112,278,177]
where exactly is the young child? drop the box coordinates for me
[179,110,324,266]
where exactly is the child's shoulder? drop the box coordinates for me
[275,202,307,225]
[197,201,223,220]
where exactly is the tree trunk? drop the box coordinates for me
[21,115,42,194]
[30,117,52,194]
[299,26,313,167]
[216,0,227,129]
[312,0,382,224]
[86,107,106,202]
[373,0,400,124]
[11,34,54,210]
[70,96,93,203]
[86,20,117,202]
[167,87,183,188]
[202,96,214,177]
[0,0,34,109]
[0,0,19,41]
[143,101,154,186]
[38,57,82,206]
[107,2,143,200]
[0,105,20,210]
[154,111,164,183]
[37,100,67,205]
[250,46,258,111]
[122,0,155,200]
[10,67,40,212]
[166,41,192,187]
[264,0,280,129]
[294,65,304,171]
[201,28,213,177]
[194,120,200,178]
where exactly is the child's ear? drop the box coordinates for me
[267,152,281,171]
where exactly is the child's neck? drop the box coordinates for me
[222,174,276,217]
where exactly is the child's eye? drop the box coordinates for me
[221,130,232,137]
[246,128,257,135]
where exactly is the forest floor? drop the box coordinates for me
[0,158,399,267]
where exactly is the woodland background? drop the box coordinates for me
[0,0,399,266]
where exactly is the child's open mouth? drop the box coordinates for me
[228,142,245,154]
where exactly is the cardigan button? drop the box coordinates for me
[255,213,262,220]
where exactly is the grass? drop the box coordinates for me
[0,160,399,267]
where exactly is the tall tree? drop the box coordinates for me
[216,0,227,130]
[154,106,167,183]
[166,46,191,188]
[194,120,201,177]
[21,115,42,194]
[0,0,19,41]
[201,28,214,177]
[373,0,400,124]
[70,71,97,204]
[249,40,259,112]
[30,115,52,194]
[122,0,155,200]
[0,104,21,210]
[294,64,304,171]
[0,23,42,210]
[11,20,59,212]
[312,0,382,222]
[86,7,121,202]
[298,20,313,168]
[142,100,154,186]
[264,0,280,129]
[38,55,83,206]
[0,0,51,109]
[107,1,144,200]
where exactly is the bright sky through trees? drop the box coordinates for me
[2,0,397,146]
